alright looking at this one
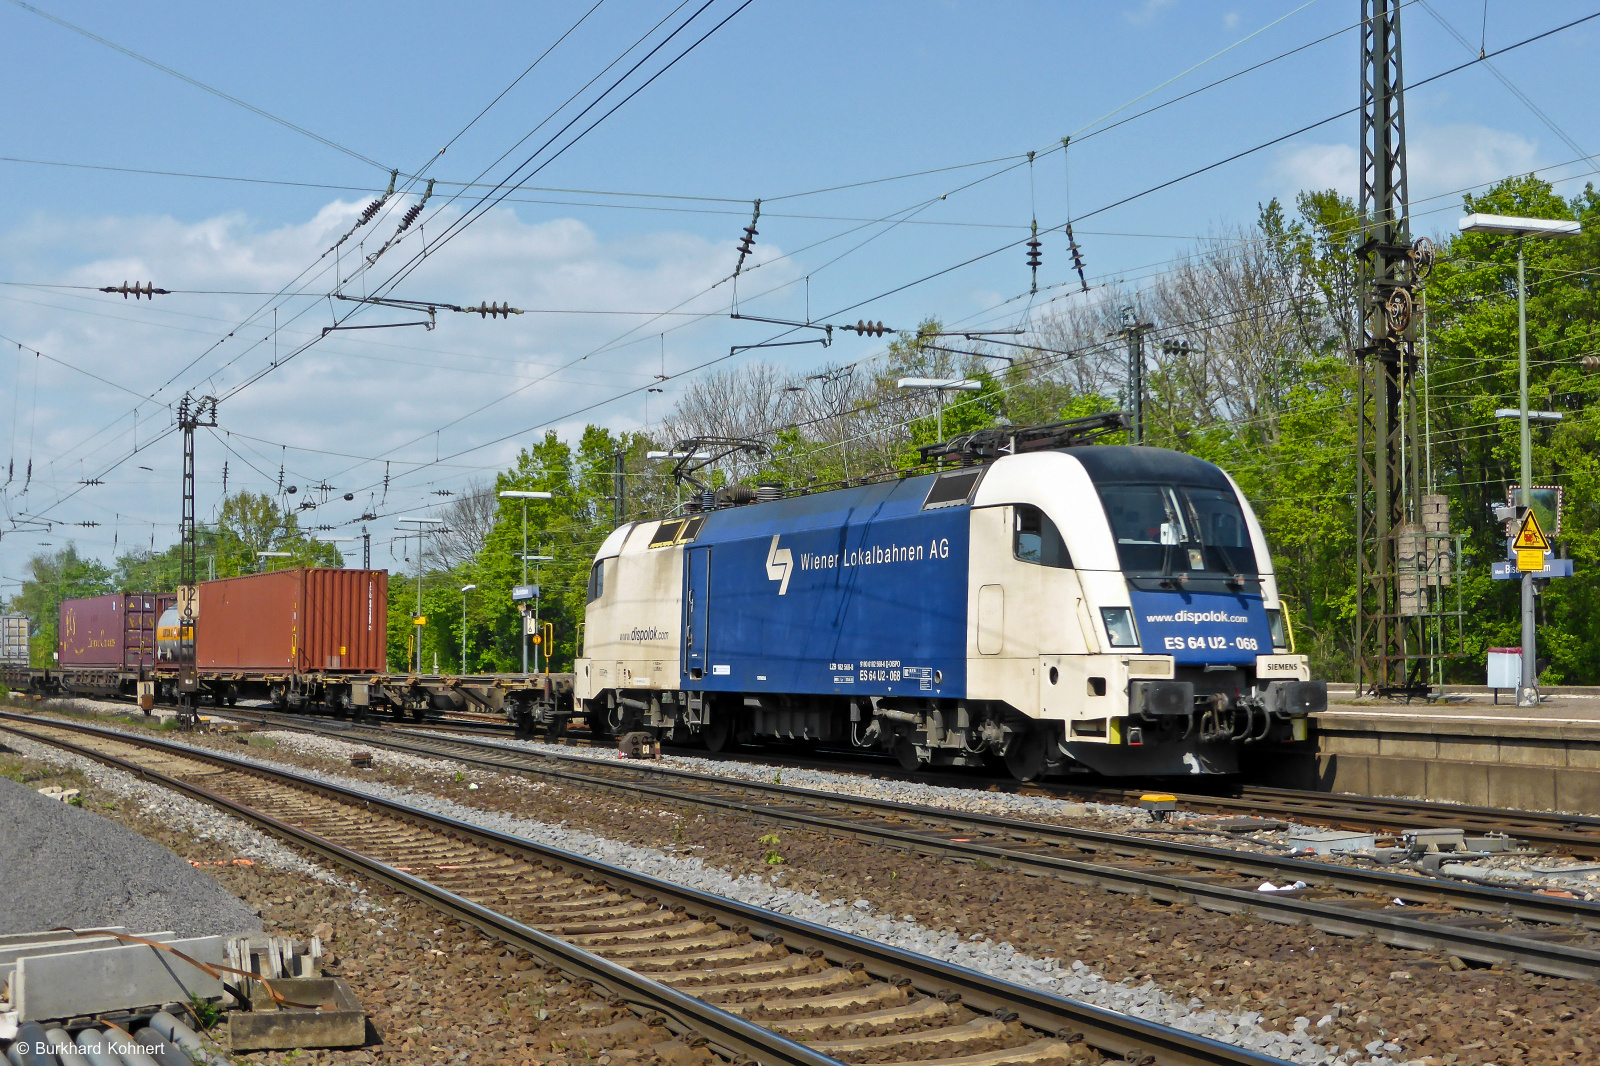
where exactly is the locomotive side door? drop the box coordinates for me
[684,546,711,678]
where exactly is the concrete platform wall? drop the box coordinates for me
[1313,713,1600,814]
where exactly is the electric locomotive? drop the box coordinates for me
[574,419,1321,778]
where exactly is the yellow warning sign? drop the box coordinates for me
[1516,548,1546,573]
[1514,509,1550,551]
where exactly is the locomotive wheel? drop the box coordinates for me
[893,735,924,772]
[609,703,641,735]
[1003,729,1047,782]
[703,712,732,753]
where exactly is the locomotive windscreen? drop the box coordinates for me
[1097,482,1258,576]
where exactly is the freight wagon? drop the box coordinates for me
[13,593,178,697]
[8,569,572,726]
[1,614,29,668]
[575,427,1321,778]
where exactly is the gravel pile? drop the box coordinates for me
[0,774,260,937]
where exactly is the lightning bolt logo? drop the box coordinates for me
[765,535,793,595]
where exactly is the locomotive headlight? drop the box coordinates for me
[1267,608,1288,650]
[1100,607,1140,648]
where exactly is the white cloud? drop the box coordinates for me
[1410,124,1539,194]
[1268,124,1540,204]
[1124,0,1177,27]
[0,200,790,570]
[1224,12,1241,29]
[1270,143,1358,198]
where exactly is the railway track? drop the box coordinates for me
[185,706,1600,982]
[0,709,1288,1066]
[90,694,1600,861]
[407,709,1600,859]
[1095,785,1600,859]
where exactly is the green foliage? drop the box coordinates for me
[395,427,658,674]
[187,996,224,1030]
[113,491,340,591]
[1414,175,1600,682]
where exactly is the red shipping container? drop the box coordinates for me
[59,593,170,668]
[197,568,388,672]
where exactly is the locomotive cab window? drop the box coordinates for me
[1013,505,1071,568]
[1098,483,1258,576]
[587,560,606,602]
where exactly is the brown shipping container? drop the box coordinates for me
[197,568,388,672]
[59,593,169,668]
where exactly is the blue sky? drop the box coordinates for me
[3,0,1598,581]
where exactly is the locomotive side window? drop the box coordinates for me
[587,560,606,602]
[923,468,984,509]
[1013,505,1071,568]
[649,520,686,548]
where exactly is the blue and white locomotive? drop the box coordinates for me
[574,422,1321,778]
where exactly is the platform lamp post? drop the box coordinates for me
[459,584,476,672]
[397,516,445,674]
[521,555,554,672]
[256,551,291,573]
[498,490,553,674]
[1459,213,1582,707]
[896,378,981,464]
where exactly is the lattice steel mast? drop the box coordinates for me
[176,394,217,719]
[1354,1,1434,696]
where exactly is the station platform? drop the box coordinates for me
[1308,685,1600,814]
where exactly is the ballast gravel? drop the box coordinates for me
[0,773,260,937]
[449,731,1154,823]
[24,705,1588,1064]
[162,731,1358,1065]
[0,730,365,896]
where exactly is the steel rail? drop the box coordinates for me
[1035,783,1600,858]
[211,709,1600,980]
[233,709,1600,923]
[0,710,1290,1066]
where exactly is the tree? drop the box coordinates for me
[372,175,1600,688]
[6,544,115,665]
[427,478,498,571]
[111,491,341,591]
